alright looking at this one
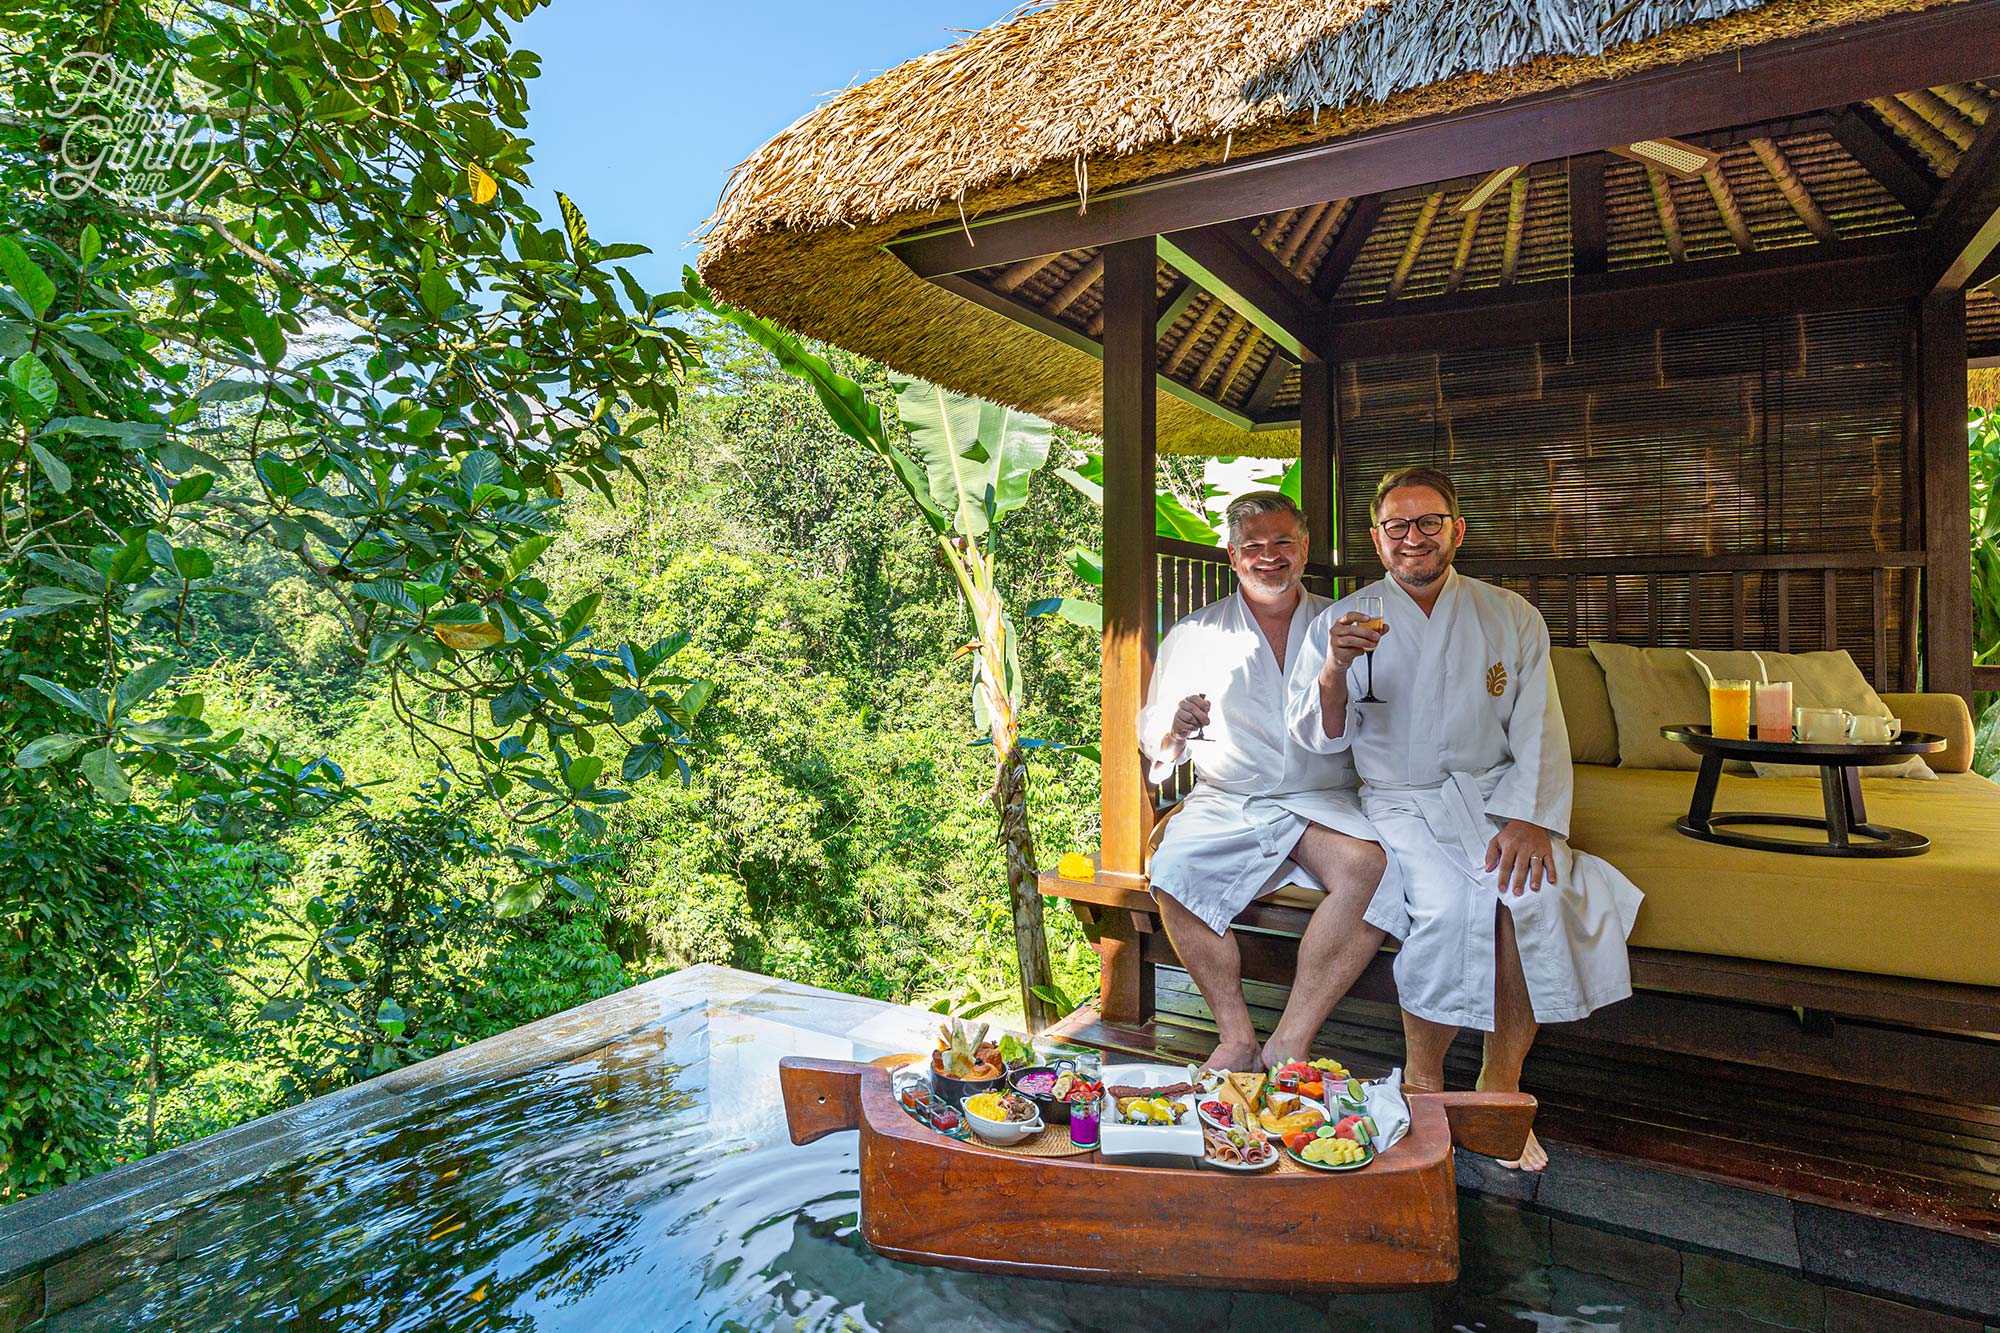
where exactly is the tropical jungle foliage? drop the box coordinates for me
[1970,406,1999,776]
[2,0,698,1196]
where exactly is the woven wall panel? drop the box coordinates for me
[1335,305,1915,685]
[1337,306,1908,561]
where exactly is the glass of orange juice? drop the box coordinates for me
[1709,679,1753,740]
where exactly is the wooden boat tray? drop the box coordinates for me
[781,1056,1536,1292]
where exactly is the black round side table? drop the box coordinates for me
[1660,724,1947,858]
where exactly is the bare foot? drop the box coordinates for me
[1261,1025,1324,1071]
[1205,1038,1262,1073]
[1499,1127,1549,1172]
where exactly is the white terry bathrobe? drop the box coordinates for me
[1285,571,1643,1028]
[1140,589,1397,938]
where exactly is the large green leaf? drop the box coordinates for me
[891,377,1053,539]
[1154,490,1221,544]
[1062,450,1222,545]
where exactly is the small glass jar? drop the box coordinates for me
[1067,1096,1100,1148]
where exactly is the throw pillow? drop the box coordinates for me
[1551,647,1619,766]
[1585,642,1709,771]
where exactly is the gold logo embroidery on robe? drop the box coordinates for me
[1486,661,1508,696]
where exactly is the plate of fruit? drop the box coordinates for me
[1281,1113,1377,1171]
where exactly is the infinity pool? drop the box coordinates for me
[0,967,1871,1331]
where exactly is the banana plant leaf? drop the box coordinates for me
[892,376,1052,539]
[1055,452,1221,545]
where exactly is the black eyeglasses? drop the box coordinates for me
[1373,513,1451,540]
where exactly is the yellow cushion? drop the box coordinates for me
[1587,642,1710,771]
[1552,647,1619,766]
[1571,764,2000,987]
[1881,692,1974,774]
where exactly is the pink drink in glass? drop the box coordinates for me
[1755,681,1793,740]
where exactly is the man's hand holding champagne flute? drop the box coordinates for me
[1315,596,1389,737]
[1168,692,1213,759]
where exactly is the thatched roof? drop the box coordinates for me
[699,0,1952,455]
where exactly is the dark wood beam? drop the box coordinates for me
[1569,155,1608,276]
[1925,106,2000,292]
[1098,238,1158,898]
[1327,236,1923,359]
[1244,349,1292,419]
[1968,246,2000,293]
[1310,194,1386,300]
[1297,359,1333,554]
[886,2,2000,277]
[1828,106,1940,219]
[1916,290,1974,703]
[1154,277,1197,339]
[927,271,1271,432]
[1157,223,1329,361]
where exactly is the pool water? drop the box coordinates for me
[9,971,1839,1331]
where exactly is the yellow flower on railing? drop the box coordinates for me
[1056,851,1095,882]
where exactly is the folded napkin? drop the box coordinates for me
[1363,1068,1412,1153]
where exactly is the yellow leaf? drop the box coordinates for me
[467,163,497,206]
[434,622,504,651]
[371,2,399,34]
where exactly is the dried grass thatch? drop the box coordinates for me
[1973,366,2000,412]
[699,0,1949,456]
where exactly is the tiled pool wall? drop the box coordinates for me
[0,966,1994,1332]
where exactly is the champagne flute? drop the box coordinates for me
[1184,693,1212,743]
[1355,596,1385,704]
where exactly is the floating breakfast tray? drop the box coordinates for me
[780,1056,1537,1292]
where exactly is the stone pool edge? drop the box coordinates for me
[0,963,749,1287]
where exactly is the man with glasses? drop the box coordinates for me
[1140,492,1400,1074]
[1286,466,1642,1171]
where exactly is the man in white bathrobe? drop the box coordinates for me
[1287,467,1643,1171]
[1142,492,1397,1074]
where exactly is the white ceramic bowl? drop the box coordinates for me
[961,1096,1043,1145]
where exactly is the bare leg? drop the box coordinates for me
[1476,903,1548,1171]
[1401,1011,1458,1094]
[1153,891,1261,1071]
[1261,827,1387,1067]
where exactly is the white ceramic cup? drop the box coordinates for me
[1795,707,1852,744]
[1847,714,1902,744]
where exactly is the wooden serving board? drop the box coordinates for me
[780,1056,1535,1292]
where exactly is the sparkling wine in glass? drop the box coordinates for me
[1356,596,1386,704]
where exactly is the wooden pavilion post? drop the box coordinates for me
[1916,290,1973,703]
[1298,359,1334,562]
[1094,237,1158,1025]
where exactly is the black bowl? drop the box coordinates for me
[1006,1063,1077,1123]
[929,1062,1006,1109]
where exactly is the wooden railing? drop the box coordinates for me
[1153,540,1927,805]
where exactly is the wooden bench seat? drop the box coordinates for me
[1042,689,2000,1036]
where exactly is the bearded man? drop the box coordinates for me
[1140,492,1400,1073]
[1287,466,1643,1171]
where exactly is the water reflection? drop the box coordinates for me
[48,997,1720,1331]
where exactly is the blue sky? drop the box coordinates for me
[517,0,1017,294]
